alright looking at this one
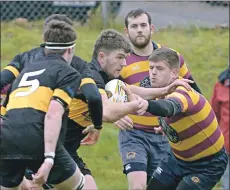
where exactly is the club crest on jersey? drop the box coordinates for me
[158,117,180,143]
[126,152,136,160]
[191,176,200,183]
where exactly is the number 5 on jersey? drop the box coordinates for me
[15,69,46,97]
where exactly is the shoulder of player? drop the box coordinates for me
[71,56,87,66]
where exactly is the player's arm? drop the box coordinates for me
[44,69,81,154]
[0,54,21,90]
[130,78,193,100]
[146,87,191,117]
[80,64,103,129]
[92,71,139,122]
[100,92,139,122]
[0,84,11,118]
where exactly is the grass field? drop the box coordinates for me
[1,20,229,189]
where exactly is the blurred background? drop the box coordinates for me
[1,1,229,189]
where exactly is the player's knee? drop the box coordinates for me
[84,174,98,190]
[54,167,85,190]
[127,171,147,190]
[72,173,85,190]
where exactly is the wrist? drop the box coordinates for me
[94,125,102,130]
[44,152,55,159]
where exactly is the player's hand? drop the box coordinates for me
[32,161,53,186]
[121,84,136,102]
[114,116,133,130]
[166,78,194,94]
[154,126,165,135]
[134,95,149,116]
[81,125,101,146]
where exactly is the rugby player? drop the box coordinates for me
[0,20,86,190]
[129,48,228,190]
[115,9,202,190]
[0,14,103,190]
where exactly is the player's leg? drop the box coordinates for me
[118,129,148,190]
[146,149,182,190]
[73,152,98,190]
[178,148,228,190]
[146,133,170,184]
[0,160,27,190]
[64,124,97,190]
[221,154,229,190]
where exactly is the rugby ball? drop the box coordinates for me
[105,79,127,103]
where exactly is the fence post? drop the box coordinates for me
[101,1,108,28]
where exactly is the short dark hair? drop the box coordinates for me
[93,29,131,58]
[44,14,73,27]
[149,48,180,69]
[125,9,151,28]
[43,20,77,55]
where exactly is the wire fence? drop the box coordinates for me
[1,1,121,25]
[1,1,228,27]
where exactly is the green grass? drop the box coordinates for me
[1,21,228,190]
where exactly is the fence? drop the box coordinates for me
[1,1,121,26]
[1,1,228,28]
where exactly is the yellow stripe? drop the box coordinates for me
[53,89,72,106]
[1,106,6,116]
[170,101,211,132]
[4,66,19,78]
[69,98,92,127]
[7,87,53,113]
[167,92,188,112]
[156,43,162,48]
[173,134,224,161]
[170,118,218,151]
[179,63,189,78]
[175,86,200,105]
[129,114,159,126]
[80,78,95,87]
[120,60,149,79]
[99,89,106,95]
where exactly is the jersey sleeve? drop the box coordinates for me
[91,70,107,95]
[1,54,21,90]
[53,66,82,109]
[166,86,193,113]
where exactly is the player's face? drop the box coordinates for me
[104,50,127,78]
[149,60,178,88]
[125,14,154,49]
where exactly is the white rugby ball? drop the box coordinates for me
[105,79,127,103]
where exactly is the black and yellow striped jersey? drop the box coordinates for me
[1,46,103,129]
[1,54,81,159]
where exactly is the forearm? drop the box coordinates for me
[147,99,182,117]
[103,102,137,122]
[44,113,62,153]
[81,83,103,127]
[130,85,167,100]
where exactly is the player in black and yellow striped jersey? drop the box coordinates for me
[0,14,103,190]
[0,20,87,190]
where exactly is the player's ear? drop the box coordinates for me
[171,69,179,80]
[150,24,155,35]
[98,52,106,64]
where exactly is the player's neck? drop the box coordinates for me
[132,41,153,56]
